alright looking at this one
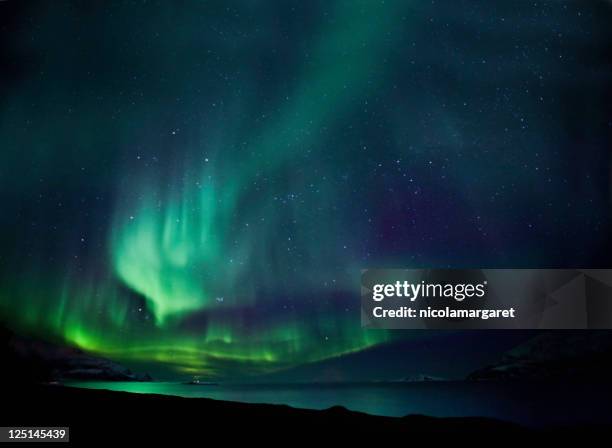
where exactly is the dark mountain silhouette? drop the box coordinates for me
[469,331,612,380]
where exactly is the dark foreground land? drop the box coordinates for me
[2,383,611,444]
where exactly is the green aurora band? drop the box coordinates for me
[0,1,410,377]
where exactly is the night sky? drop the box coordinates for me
[1,0,611,380]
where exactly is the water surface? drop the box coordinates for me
[67,380,612,427]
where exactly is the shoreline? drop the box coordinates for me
[3,383,611,442]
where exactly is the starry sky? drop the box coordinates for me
[0,0,611,380]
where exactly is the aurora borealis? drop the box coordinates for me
[1,0,612,379]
